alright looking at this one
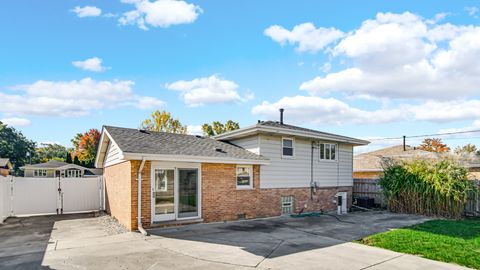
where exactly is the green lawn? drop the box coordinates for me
[356,218,480,269]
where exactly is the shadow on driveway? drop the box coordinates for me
[147,211,432,260]
[0,213,96,269]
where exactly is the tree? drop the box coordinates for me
[202,120,240,137]
[418,138,450,153]
[34,143,68,163]
[454,144,478,155]
[0,121,36,174]
[71,129,101,168]
[140,110,187,134]
[65,151,73,164]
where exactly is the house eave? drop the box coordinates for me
[215,125,370,146]
[122,152,270,165]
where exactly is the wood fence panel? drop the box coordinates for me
[353,178,385,206]
[466,180,480,217]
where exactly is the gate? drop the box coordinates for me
[0,176,104,220]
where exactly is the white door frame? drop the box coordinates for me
[150,161,202,223]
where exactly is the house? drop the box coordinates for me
[354,145,480,180]
[0,158,13,176]
[21,160,102,178]
[95,112,369,231]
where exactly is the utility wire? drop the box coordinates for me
[369,129,480,141]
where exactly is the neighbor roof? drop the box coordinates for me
[215,120,369,145]
[96,126,269,168]
[0,158,12,168]
[354,145,449,172]
[21,160,89,171]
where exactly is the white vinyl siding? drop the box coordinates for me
[229,135,260,155]
[258,135,353,189]
[104,141,123,167]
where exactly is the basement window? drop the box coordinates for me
[320,143,337,161]
[236,165,253,189]
[281,196,294,214]
[282,137,294,158]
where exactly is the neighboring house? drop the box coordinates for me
[0,158,13,176]
[354,145,480,180]
[21,160,102,178]
[95,112,369,231]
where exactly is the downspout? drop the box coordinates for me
[137,158,148,236]
[310,141,315,200]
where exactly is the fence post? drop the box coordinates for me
[9,176,14,217]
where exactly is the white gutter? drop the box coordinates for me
[137,158,148,236]
[122,153,270,165]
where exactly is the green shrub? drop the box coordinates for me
[380,159,476,218]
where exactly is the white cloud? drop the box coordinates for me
[72,57,108,72]
[135,96,165,109]
[187,125,203,136]
[166,75,252,106]
[0,78,164,117]
[119,0,202,30]
[439,120,480,134]
[408,100,480,122]
[465,6,479,17]
[252,96,480,125]
[264,23,344,53]
[71,6,102,18]
[252,96,405,125]
[295,12,480,100]
[0,117,31,127]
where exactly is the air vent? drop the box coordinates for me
[138,129,150,134]
[215,147,226,153]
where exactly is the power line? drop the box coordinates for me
[369,129,480,141]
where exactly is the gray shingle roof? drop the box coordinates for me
[259,121,367,143]
[105,126,268,161]
[25,160,70,169]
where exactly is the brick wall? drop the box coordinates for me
[201,163,352,222]
[103,161,133,230]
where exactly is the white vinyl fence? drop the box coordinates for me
[0,176,103,222]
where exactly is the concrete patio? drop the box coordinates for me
[0,211,473,269]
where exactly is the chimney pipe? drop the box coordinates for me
[279,108,284,124]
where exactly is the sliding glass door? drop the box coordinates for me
[178,169,198,218]
[153,169,175,221]
[152,165,200,222]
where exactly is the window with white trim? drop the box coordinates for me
[33,169,47,177]
[319,143,337,161]
[282,138,294,158]
[236,165,253,189]
[281,196,294,214]
[65,169,82,178]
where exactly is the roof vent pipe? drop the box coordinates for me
[279,108,284,125]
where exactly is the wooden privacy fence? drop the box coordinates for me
[354,178,480,216]
[465,180,480,217]
[353,178,385,207]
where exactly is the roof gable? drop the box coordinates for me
[215,121,369,145]
[95,126,268,168]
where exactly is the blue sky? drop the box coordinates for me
[1,0,480,153]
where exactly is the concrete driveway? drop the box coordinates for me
[0,211,473,270]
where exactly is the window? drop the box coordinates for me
[33,169,47,177]
[65,169,82,178]
[282,138,294,158]
[281,196,294,214]
[319,143,337,161]
[155,169,169,192]
[236,165,253,189]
